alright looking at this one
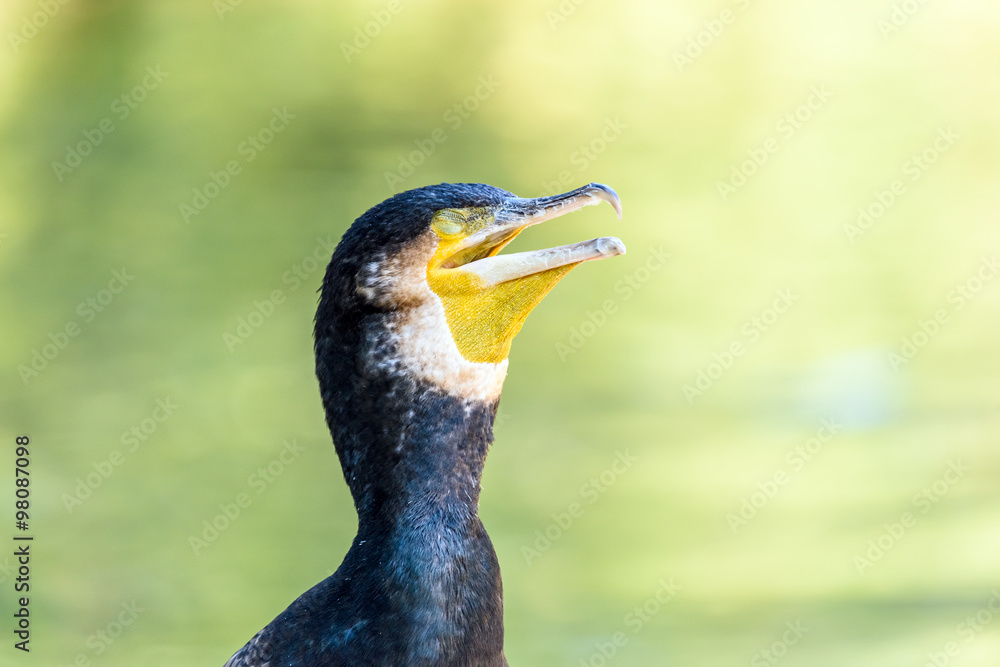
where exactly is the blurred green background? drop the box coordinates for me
[2,0,999,664]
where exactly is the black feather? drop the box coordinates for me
[225,184,516,666]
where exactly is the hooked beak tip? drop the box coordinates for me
[587,183,623,220]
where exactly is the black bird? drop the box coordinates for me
[225,182,625,666]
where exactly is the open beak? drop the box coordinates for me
[443,183,626,284]
[427,183,625,364]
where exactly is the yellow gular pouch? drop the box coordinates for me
[426,208,579,365]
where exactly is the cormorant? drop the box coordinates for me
[225,182,625,666]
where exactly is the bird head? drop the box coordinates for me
[317,182,624,405]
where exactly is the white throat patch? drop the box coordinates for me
[356,232,508,403]
[392,294,508,404]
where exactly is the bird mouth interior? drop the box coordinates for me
[439,227,526,270]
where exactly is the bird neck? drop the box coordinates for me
[315,311,500,527]
[351,396,495,530]
[319,338,505,651]
[312,271,508,662]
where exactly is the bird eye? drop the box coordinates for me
[431,209,468,239]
